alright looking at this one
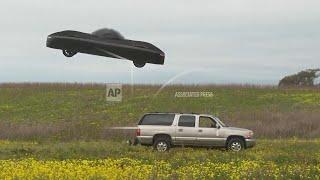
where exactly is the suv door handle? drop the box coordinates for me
[178,129,183,132]
[198,129,203,132]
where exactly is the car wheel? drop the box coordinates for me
[153,138,170,152]
[63,49,77,57]
[133,61,146,68]
[227,138,244,152]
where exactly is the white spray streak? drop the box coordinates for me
[108,127,138,130]
[96,48,135,95]
[153,68,207,97]
[131,65,134,96]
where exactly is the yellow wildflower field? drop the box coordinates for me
[0,139,319,179]
[0,158,319,179]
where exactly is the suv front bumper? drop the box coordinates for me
[245,138,256,148]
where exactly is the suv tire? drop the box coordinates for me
[153,138,170,152]
[227,137,244,152]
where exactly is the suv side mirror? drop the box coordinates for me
[216,125,221,129]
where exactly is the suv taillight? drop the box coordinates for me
[246,131,253,139]
[136,128,141,136]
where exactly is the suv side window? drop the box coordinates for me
[178,115,195,127]
[199,116,217,128]
[138,114,175,125]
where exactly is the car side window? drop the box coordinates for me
[178,115,195,127]
[199,116,217,128]
[138,114,175,126]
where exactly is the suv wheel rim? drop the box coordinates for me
[157,142,167,152]
[231,141,242,151]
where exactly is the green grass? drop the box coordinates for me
[0,83,319,140]
[0,84,319,125]
[0,139,318,164]
[0,140,319,179]
[0,84,319,178]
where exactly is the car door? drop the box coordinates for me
[174,115,198,145]
[197,116,224,146]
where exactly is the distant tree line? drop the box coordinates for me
[279,68,320,87]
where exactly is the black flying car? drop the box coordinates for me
[46,29,165,68]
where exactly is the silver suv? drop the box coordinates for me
[135,113,255,152]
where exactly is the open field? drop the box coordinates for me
[0,83,319,179]
[0,139,319,179]
[0,83,319,140]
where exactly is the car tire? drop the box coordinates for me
[153,138,170,152]
[63,49,77,57]
[227,137,244,152]
[133,61,146,68]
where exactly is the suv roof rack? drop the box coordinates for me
[148,112,177,114]
[147,112,200,115]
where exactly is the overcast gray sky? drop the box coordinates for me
[0,0,319,84]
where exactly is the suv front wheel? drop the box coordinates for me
[153,138,170,152]
[227,137,244,152]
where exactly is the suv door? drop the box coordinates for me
[174,115,197,145]
[197,116,224,146]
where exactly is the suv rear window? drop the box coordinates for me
[178,115,195,127]
[138,114,175,126]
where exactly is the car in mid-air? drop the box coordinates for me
[46,28,165,68]
[134,112,256,152]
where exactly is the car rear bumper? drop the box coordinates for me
[245,138,256,148]
[136,136,153,145]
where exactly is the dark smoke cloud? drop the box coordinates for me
[92,28,125,40]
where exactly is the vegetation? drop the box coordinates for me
[279,68,320,87]
[0,139,319,179]
[0,83,319,179]
[0,83,319,140]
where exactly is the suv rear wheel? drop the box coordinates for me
[153,138,170,152]
[227,137,244,152]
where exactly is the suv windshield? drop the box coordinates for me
[138,114,175,126]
